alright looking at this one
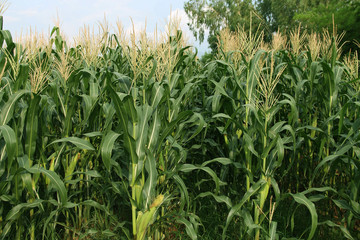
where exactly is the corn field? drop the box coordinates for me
[0,9,359,240]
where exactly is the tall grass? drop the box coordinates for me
[0,5,359,240]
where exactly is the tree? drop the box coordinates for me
[258,0,360,52]
[257,0,325,32]
[185,0,360,54]
[294,0,360,53]
[184,0,263,52]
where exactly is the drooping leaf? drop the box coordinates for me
[0,90,29,125]
[0,125,17,172]
[290,193,318,240]
[176,216,198,240]
[101,131,120,171]
[26,166,67,204]
[50,137,95,151]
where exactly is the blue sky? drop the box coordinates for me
[3,0,209,54]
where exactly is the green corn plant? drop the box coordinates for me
[0,9,359,240]
[103,64,207,239]
[191,25,360,239]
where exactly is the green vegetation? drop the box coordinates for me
[185,0,360,53]
[0,4,359,240]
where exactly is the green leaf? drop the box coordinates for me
[157,111,192,153]
[302,187,337,195]
[81,94,95,123]
[173,174,190,212]
[14,64,30,91]
[72,170,102,178]
[150,82,164,108]
[290,193,318,240]
[42,210,58,240]
[176,216,198,240]
[222,179,267,239]
[136,104,152,161]
[185,112,206,141]
[196,192,232,208]
[63,202,78,208]
[27,166,67,204]
[63,96,80,137]
[6,199,44,221]
[25,94,41,161]
[147,110,161,152]
[268,121,286,138]
[0,125,17,172]
[81,200,110,215]
[179,164,220,193]
[212,113,232,119]
[107,86,138,165]
[101,229,116,237]
[269,221,277,240]
[0,90,29,126]
[0,222,12,240]
[296,125,324,133]
[243,132,259,158]
[50,137,95,151]
[319,221,354,240]
[312,144,353,180]
[279,93,298,125]
[143,152,157,209]
[1,30,14,50]
[101,131,120,171]
[201,157,232,167]
[83,131,102,137]
[210,78,230,98]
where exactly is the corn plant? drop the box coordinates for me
[0,8,359,240]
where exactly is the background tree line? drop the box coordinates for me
[184,0,360,54]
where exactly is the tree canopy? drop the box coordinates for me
[184,0,263,51]
[184,0,360,53]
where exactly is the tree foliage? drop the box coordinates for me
[185,0,360,53]
[184,0,263,51]
[294,0,360,53]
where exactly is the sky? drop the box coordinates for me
[2,0,210,55]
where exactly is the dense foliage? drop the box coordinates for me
[185,0,360,53]
[0,12,359,240]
